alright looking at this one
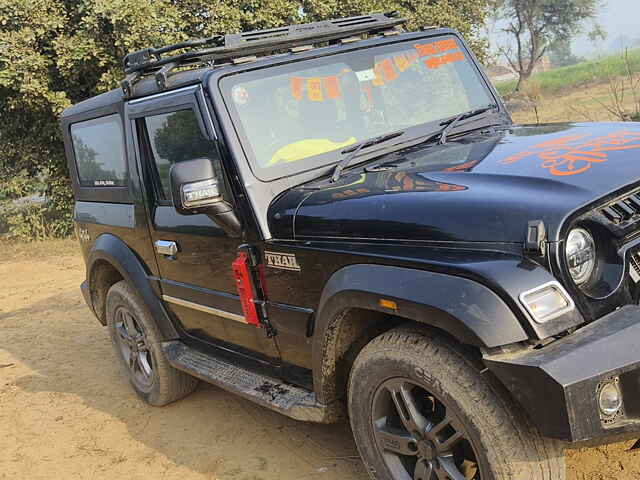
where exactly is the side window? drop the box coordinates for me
[71,114,126,187]
[143,109,224,203]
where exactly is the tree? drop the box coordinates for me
[0,0,493,238]
[498,0,601,90]
[548,39,584,68]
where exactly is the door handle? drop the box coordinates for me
[155,240,178,256]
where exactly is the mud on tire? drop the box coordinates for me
[348,327,565,480]
[106,280,198,406]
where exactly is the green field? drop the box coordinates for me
[495,48,640,96]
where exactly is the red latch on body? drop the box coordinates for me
[232,251,260,326]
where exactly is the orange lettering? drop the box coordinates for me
[414,42,437,57]
[435,38,458,52]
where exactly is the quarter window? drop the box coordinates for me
[71,114,126,187]
[143,109,223,202]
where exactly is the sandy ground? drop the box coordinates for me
[1,240,640,480]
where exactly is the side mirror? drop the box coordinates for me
[170,158,222,215]
[169,158,241,236]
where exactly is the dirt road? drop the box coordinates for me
[1,240,639,479]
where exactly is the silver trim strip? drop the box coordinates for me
[162,295,246,323]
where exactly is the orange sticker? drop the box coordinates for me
[499,131,640,176]
[377,58,399,82]
[307,77,323,101]
[372,67,385,87]
[393,55,412,72]
[323,76,342,99]
[448,50,465,62]
[414,42,437,57]
[407,51,419,63]
[435,38,458,52]
[424,50,465,69]
[290,77,303,101]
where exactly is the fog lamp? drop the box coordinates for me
[598,381,622,417]
[519,281,575,323]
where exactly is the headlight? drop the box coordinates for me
[566,228,596,286]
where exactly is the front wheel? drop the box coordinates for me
[348,328,565,480]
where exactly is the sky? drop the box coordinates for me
[572,0,640,56]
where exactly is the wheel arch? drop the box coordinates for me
[311,264,529,405]
[86,233,179,340]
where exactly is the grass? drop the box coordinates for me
[494,48,640,96]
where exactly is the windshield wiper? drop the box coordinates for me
[439,104,498,145]
[330,130,404,183]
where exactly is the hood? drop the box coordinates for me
[268,123,640,243]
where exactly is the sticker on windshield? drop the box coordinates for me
[376,58,399,82]
[290,77,303,101]
[425,50,465,69]
[231,86,250,106]
[323,76,342,99]
[393,54,412,72]
[356,69,376,82]
[307,77,323,102]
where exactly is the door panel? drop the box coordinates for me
[128,88,279,359]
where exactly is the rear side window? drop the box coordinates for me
[71,114,126,187]
[143,109,223,202]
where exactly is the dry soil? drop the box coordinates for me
[0,240,639,479]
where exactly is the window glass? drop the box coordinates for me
[144,109,222,202]
[220,35,495,181]
[71,114,126,187]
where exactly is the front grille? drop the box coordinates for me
[601,193,640,224]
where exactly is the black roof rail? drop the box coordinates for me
[121,12,407,97]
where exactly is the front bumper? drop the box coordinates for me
[485,305,640,443]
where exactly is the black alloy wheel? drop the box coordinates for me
[372,378,480,480]
[113,306,155,391]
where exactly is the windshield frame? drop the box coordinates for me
[216,31,502,183]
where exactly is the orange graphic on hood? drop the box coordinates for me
[499,130,640,176]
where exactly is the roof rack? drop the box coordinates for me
[120,12,407,97]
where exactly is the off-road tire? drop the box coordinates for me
[106,280,198,406]
[348,327,565,480]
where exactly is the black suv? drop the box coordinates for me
[61,12,640,480]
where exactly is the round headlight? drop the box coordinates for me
[566,228,596,286]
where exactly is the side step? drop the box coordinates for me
[162,341,341,423]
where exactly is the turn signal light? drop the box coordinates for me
[520,282,574,323]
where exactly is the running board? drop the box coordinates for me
[162,341,340,423]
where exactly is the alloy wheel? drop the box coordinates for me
[371,377,481,480]
[114,306,154,389]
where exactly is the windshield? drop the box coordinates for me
[220,35,496,181]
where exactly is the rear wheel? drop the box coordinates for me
[348,327,565,480]
[106,280,198,406]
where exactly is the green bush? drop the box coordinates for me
[1,0,493,241]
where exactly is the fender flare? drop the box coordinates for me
[86,233,179,340]
[312,264,529,404]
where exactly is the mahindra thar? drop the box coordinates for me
[61,12,640,480]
